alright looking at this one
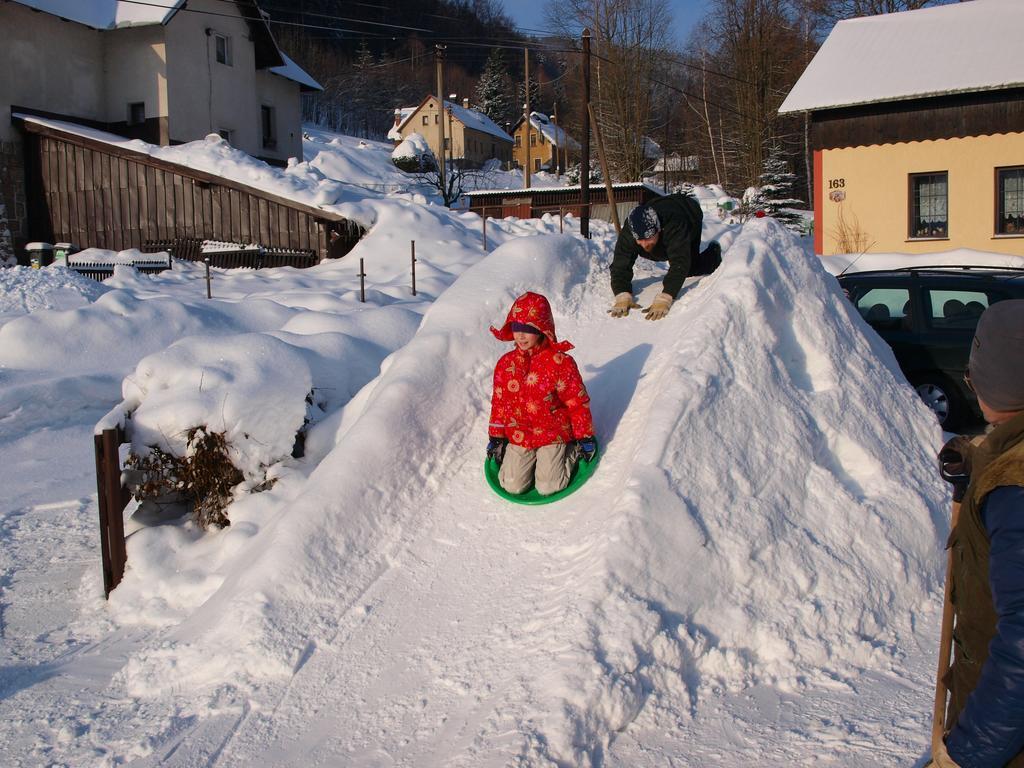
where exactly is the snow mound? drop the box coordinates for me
[0,264,110,320]
[121,333,314,481]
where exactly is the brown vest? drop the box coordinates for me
[945,411,1024,766]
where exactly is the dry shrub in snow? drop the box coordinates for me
[126,428,245,529]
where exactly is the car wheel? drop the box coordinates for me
[912,374,963,431]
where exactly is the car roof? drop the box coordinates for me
[838,266,1024,283]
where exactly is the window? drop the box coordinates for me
[854,287,911,331]
[514,135,521,147]
[910,172,948,239]
[997,167,1024,235]
[534,158,541,172]
[443,138,450,149]
[421,115,429,126]
[218,128,233,143]
[127,102,145,126]
[214,33,232,66]
[530,133,537,146]
[926,289,989,330]
[261,105,276,149]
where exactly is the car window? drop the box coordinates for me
[854,287,911,330]
[926,289,989,330]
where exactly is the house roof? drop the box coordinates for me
[11,0,183,29]
[778,0,1024,114]
[270,53,322,92]
[11,0,284,68]
[397,97,513,144]
[512,112,580,151]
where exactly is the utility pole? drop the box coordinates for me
[435,44,446,197]
[523,47,531,189]
[553,102,560,178]
[581,28,591,239]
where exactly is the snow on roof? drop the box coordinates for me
[527,113,580,151]
[387,107,418,141]
[11,0,183,29]
[466,181,662,196]
[269,53,323,92]
[397,98,512,143]
[444,100,513,143]
[779,0,1024,113]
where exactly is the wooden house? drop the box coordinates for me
[778,0,1024,257]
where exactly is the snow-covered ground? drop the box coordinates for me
[0,126,978,767]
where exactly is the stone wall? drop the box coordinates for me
[0,138,26,262]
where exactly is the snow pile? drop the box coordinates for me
[60,221,944,766]
[392,131,432,162]
[121,334,315,483]
[0,264,110,322]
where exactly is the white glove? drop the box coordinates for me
[608,292,640,318]
[642,292,674,320]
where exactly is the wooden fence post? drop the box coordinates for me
[482,210,488,251]
[411,240,417,296]
[94,426,129,597]
[359,258,366,302]
[204,258,212,299]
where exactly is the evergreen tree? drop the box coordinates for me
[755,145,805,231]
[473,49,514,126]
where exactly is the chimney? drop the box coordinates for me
[393,109,402,127]
[463,97,470,109]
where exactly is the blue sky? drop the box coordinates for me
[501,0,708,45]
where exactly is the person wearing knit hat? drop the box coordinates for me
[487,292,595,496]
[608,193,722,320]
[935,299,1024,768]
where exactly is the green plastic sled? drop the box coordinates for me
[484,441,600,505]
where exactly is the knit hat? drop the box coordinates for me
[968,299,1024,412]
[627,205,660,240]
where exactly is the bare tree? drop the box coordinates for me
[546,0,674,181]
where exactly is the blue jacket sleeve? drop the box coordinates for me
[946,485,1024,767]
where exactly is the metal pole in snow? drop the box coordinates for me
[411,240,417,296]
[359,258,366,302]
[204,258,212,299]
[483,211,488,251]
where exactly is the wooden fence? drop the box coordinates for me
[19,118,363,261]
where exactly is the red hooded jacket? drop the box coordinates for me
[489,292,594,450]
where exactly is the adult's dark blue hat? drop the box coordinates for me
[627,205,661,240]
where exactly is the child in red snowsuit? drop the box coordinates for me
[487,292,595,495]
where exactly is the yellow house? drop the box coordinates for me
[511,112,580,174]
[389,96,513,169]
[779,0,1024,258]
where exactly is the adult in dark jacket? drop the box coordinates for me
[608,193,721,320]
[936,299,1024,768]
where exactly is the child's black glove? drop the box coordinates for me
[577,437,596,462]
[487,437,508,465]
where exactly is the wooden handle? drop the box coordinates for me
[932,500,961,759]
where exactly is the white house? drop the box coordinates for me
[0,0,321,246]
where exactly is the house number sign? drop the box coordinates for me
[828,178,846,202]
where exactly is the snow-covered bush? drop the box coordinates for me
[120,333,320,528]
[391,132,436,173]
